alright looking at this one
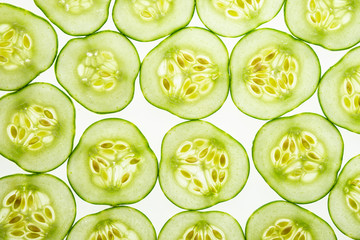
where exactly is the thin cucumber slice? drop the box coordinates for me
[160,120,249,210]
[0,174,76,240]
[252,113,343,203]
[112,0,195,42]
[285,0,360,50]
[140,27,229,120]
[246,201,336,240]
[159,211,245,240]
[56,31,140,114]
[230,28,320,120]
[328,155,360,239]
[67,206,156,240]
[319,46,360,134]
[67,118,158,205]
[196,0,284,37]
[0,3,57,91]
[0,83,75,173]
[34,0,111,36]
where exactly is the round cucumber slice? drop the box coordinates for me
[159,211,245,240]
[34,0,111,36]
[0,173,76,240]
[328,155,360,239]
[252,113,343,203]
[56,31,140,114]
[196,0,284,37]
[246,201,336,240]
[285,0,360,50]
[112,0,195,42]
[230,28,320,120]
[0,3,57,91]
[319,46,360,134]
[140,27,229,119]
[67,118,158,205]
[0,83,75,173]
[67,206,156,240]
[159,120,249,210]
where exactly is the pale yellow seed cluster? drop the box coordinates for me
[58,0,93,13]
[132,0,172,21]
[263,219,312,240]
[158,49,219,102]
[271,131,325,182]
[89,221,139,240]
[89,140,141,189]
[342,71,360,114]
[175,138,228,196]
[344,177,360,215]
[213,0,263,19]
[247,48,298,99]
[0,188,55,239]
[0,24,32,70]
[181,222,226,240]
[7,105,57,151]
[307,0,352,31]
[78,50,119,92]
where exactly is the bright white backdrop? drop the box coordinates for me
[0,1,359,239]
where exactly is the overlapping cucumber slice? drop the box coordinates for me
[246,201,336,240]
[67,118,158,205]
[34,0,111,36]
[230,28,320,120]
[0,174,76,240]
[56,31,140,114]
[0,3,57,91]
[0,83,75,172]
[159,211,245,240]
[252,113,343,203]
[160,120,249,210]
[141,27,229,119]
[285,0,360,50]
[196,0,284,37]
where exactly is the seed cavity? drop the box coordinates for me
[181,222,225,240]
[213,0,264,19]
[58,0,93,13]
[342,71,360,115]
[344,177,360,215]
[89,221,139,240]
[132,0,172,21]
[263,219,312,240]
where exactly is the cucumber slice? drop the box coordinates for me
[0,173,76,240]
[230,28,320,120]
[252,113,343,203]
[34,0,111,36]
[319,46,360,134]
[0,3,57,91]
[196,0,284,37]
[67,118,158,205]
[56,31,140,114]
[0,83,75,173]
[246,201,336,240]
[140,27,229,119]
[159,211,245,240]
[285,0,360,50]
[112,0,195,42]
[67,206,156,240]
[160,120,249,210]
[328,155,360,239]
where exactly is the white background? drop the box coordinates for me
[0,1,359,239]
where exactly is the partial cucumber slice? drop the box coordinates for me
[328,155,360,239]
[196,0,284,37]
[34,0,111,36]
[319,46,360,134]
[67,118,158,205]
[285,0,360,50]
[160,120,249,210]
[67,206,156,240]
[230,28,320,120]
[56,31,140,114]
[159,211,245,240]
[112,0,195,41]
[0,3,57,91]
[0,174,76,240]
[0,83,75,173]
[141,27,229,119]
[252,113,343,203]
[246,201,336,240]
